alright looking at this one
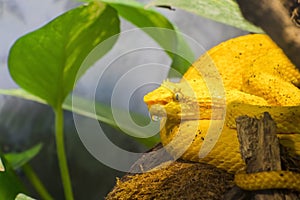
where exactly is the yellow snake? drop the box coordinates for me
[144,34,300,191]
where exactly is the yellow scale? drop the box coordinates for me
[144,34,300,191]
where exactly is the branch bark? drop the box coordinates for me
[236,0,300,70]
[235,113,299,199]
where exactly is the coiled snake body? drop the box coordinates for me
[144,34,300,191]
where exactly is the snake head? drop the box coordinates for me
[144,80,200,121]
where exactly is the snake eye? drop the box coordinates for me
[174,93,182,101]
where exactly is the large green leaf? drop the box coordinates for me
[148,0,263,33]
[103,0,174,29]
[5,144,42,170]
[80,0,195,75]
[0,89,46,104]
[0,89,160,147]
[104,0,195,75]
[8,2,120,108]
[66,95,160,146]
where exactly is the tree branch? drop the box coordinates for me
[235,113,299,199]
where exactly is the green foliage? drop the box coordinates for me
[8,2,120,108]
[66,95,160,146]
[5,144,42,170]
[88,0,195,75]
[148,0,263,33]
[4,0,184,149]
[7,2,122,199]
[0,89,46,104]
[0,156,26,200]
[0,89,160,146]
[0,144,42,199]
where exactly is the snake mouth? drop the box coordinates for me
[148,101,202,122]
[148,104,168,121]
[148,101,227,122]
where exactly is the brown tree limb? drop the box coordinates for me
[235,113,299,199]
[236,0,300,70]
[236,113,281,174]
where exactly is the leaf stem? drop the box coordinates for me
[22,164,54,200]
[54,106,74,200]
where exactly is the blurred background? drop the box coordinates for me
[0,0,246,199]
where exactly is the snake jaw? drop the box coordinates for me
[148,104,167,121]
[144,82,189,121]
[144,81,180,120]
[147,99,203,121]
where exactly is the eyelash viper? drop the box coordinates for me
[144,34,300,191]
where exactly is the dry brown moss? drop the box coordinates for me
[106,145,234,200]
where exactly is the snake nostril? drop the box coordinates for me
[149,104,167,121]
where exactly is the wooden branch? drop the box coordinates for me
[236,113,281,174]
[235,113,298,199]
[236,0,300,70]
[223,186,250,200]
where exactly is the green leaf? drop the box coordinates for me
[103,0,174,28]
[15,193,36,200]
[167,27,195,76]
[103,0,195,75]
[0,145,42,199]
[0,156,26,199]
[77,0,194,75]
[148,0,263,33]
[8,2,120,108]
[0,89,160,147]
[5,144,42,170]
[0,89,46,104]
[66,95,160,146]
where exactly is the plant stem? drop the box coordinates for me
[54,106,74,200]
[22,164,54,200]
